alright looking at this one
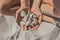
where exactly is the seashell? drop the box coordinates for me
[29,13,33,18]
[25,20,31,26]
[20,11,26,17]
[31,17,38,26]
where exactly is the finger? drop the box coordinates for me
[36,11,42,17]
[33,25,39,30]
[16,9,22,21]
[22,18,24,21]
[24,26,27,30]
[36,14,40,17]
[20,22,24,30]
[38,15,42,24]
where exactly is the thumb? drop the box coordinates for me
[16,8,22,21]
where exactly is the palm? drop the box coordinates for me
[31,8,43,30]
[16,7,27,30]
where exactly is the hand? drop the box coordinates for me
[31,7,43,30]
[16,6,26,21]
[20,21,27,30]
[16,6,27,30]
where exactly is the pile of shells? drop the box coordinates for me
[17,11,38,28]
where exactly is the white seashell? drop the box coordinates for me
[29,13,33,18]
[21,11,26,17]
[25,20,31,26]
[31,18,38,26]
[23,15,28,22]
